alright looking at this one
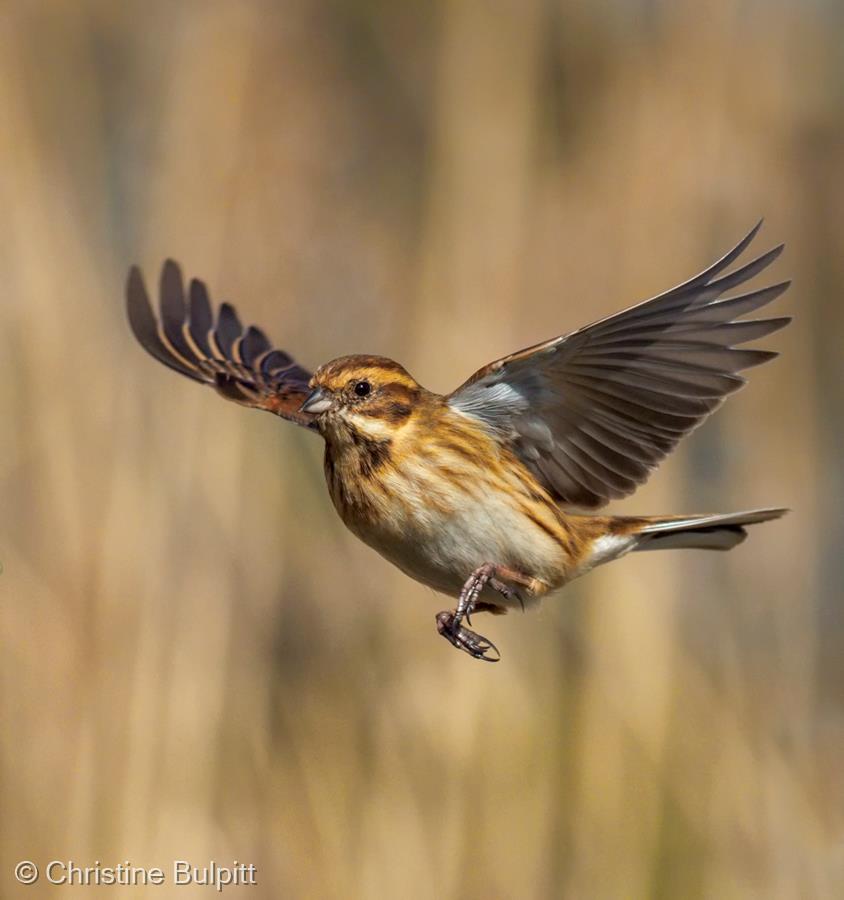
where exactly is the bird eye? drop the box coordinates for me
[354,381,371,397]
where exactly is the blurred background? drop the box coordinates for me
[1,0,842,897]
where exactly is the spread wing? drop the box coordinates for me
[448,222,791,509]
[127,260,316,429]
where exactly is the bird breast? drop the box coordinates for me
[323,414,574,600]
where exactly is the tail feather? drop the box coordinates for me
[631,507,787,552]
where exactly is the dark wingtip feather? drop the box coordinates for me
[161,258,183,285]
[160,259,183,297]
[126,263,200,380]
[237,326,272,366]
[735,349,780,369]
[188,278,214,357]
[158,258,201,365]
[159,260,185,320]
[756,279,791,302]
[697,244,786,300]
[126,265,153,343]
[676,220,765,294]
[215,302,242,358]
[772,279,791,300]
[760,315,793,334]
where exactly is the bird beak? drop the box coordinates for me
[300,386,333,415]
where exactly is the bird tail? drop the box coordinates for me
[626,507,788,552]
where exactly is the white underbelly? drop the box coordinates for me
[348,471,566,604]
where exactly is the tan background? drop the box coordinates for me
[1,1,842,897]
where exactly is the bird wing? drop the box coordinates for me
[447,222,791,509]
[127,260,316,429]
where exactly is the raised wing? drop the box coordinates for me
[448,222,791,508]
[127,260,316,429]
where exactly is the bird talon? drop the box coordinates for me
[489,577,515,600]
[436,611,501,662]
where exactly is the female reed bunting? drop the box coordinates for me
[127,222,789,661]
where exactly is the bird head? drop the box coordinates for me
[301,355,426,445]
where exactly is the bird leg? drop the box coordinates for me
[435,563,532,662]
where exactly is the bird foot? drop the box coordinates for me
[435,611,500,662]
[435,563,535,661]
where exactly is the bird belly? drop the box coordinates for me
[339,463,571,606]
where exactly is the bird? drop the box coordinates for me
[126,222,790,662]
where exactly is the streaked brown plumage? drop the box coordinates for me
[127,222,790,661]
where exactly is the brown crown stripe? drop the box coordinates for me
[317,355,414,383]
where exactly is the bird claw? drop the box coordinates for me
[489,576,516,602]
[436,611,501,662]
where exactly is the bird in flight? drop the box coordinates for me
[127,222,789,662]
